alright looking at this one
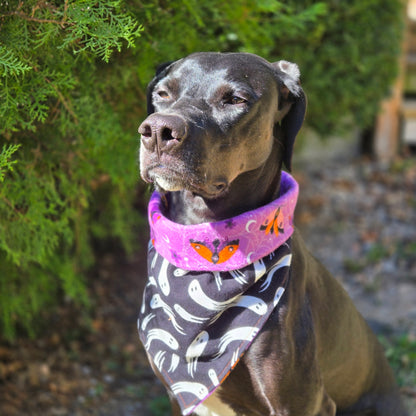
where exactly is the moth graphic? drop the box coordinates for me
[190,239,239,264]
[260,207,284,236]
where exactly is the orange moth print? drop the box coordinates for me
[260,207,284,236]
[190,239,240,264]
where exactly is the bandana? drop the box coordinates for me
[147,172,298,272]
[138,172,298,416]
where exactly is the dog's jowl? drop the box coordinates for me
[137,52,408,416]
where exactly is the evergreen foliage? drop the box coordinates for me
[0,0,403,340]
[0,144,20,182]
[0,0,143,339]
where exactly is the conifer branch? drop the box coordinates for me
[1,0,70,27]
[45,77,79,125]
[2,11,68,26]
[0,144,21,182]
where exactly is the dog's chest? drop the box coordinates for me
[192,388,236,416]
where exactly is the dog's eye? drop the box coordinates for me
[231,96,247,105]
[225,95,247,105]
[157,90,170,99]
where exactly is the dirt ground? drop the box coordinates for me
[1,155,415,416]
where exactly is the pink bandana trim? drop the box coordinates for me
[148,171,299,271]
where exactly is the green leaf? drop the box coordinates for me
[0,45,31,77]
[0,144,21,182]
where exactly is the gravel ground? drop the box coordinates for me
[296,157,416,335]
[1,155,415,416]
[295,155,416,415]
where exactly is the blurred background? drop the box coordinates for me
[0,1,415,414]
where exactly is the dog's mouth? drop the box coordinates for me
[144,165,228,199]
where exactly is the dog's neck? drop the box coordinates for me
[166,141,283,225]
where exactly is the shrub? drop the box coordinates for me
[0,0,403,340]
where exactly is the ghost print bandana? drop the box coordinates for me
[138,172,298,415]
[139,242,292,415]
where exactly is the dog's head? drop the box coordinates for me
[139,52,306,199]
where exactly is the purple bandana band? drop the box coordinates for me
[148,171,299,271]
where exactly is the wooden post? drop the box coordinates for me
[373,76,404,163]
[372,3,409,163]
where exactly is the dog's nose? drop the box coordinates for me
[138,114,187,153]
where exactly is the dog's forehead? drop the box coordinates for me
[165,53,275,92]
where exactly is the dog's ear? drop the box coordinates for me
[272,60,307,172]
[146,61,176,115]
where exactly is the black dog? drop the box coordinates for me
[138,52,407,416]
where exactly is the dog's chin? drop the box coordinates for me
[151,173,228,200]
[153,175,184,193]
